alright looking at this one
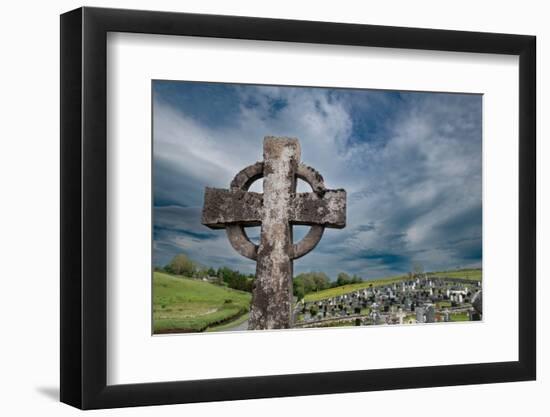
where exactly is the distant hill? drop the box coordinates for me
[153,272,251,333]
[304,269,482,302]
[427,268,482,281]
[304,274,407,302]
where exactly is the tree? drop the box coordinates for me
[412,261,424,277]
[336,272,351,286]
[293,279,306,300]
[312,272,330,291]
[194,267,209,279]
[166,253,196,276]
[293,272,330,297]
[216,266,254,292]
[351,274,363,284]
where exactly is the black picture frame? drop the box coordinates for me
[60,6,536,410]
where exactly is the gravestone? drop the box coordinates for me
[472,290,482,315]
[202,137,347,330]
[425,304,435,323]
[396,308,406,325]
[416,306,425,323]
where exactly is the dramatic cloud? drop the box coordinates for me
[153,81,482,279]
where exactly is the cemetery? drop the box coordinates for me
[293,273,482,328]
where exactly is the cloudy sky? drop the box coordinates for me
[152,80,482,280]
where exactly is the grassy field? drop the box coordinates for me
[428,268,482,281]
[436,301,452,309]
[153,272,251,333]
[304,275,407,302]
[449,311,470,321]
[304,269,482,302]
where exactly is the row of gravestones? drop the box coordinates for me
[296,277,483,326]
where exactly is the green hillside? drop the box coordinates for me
[427,268,482,281]
[304,275,407,302]
[304,269,482,302]
[153,272,251,333]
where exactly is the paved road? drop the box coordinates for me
[224,319,249,332]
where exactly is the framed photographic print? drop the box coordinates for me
[60,6,536,409]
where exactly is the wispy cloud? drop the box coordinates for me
[153,81,482,279]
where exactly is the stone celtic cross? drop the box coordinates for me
[202,137,346,330]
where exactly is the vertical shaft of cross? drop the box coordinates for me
[248,137,300,330]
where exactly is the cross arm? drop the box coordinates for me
[291,190,346,228]
[201,187,263,229]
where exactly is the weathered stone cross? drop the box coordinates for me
[202,137,346,330]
